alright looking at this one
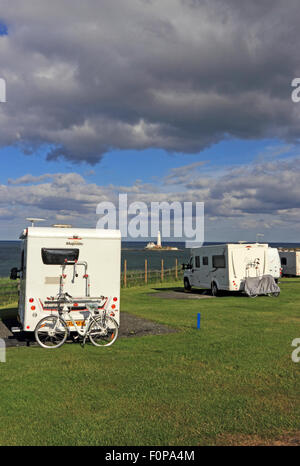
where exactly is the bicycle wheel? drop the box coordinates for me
[35,315,68,349]
[88,316,118,347]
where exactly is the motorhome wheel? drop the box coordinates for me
[184,278,191,291]
[211,282,218,297]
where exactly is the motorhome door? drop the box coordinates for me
[209,252,227,287]
[191,254,201,286]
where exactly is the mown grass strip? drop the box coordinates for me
[0,278,299,446]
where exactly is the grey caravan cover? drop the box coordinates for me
[244,274,280,297]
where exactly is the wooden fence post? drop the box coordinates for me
[145,259,148,284]
[175,258,178,279]
[161,259,164,281]
[124,259,127,288]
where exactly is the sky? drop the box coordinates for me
[0,0,300,242]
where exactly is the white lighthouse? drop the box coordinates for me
[157,230,161,247]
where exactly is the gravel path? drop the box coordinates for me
[118,311,176,338]
[0,311,176,347]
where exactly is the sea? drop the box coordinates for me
[1,240,300,277]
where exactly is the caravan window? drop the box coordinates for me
[280,257,287,266]
[203,256,208,266]
[41,248,79,265]
[195,256,200,268]
[212,255,226,268]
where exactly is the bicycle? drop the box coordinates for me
[34,294,118,349]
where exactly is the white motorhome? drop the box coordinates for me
[279,250,300,277]
[183,243,270,295]
[10,225,121,333]
[267,247,281,282]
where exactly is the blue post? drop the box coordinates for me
[197,313,201,329]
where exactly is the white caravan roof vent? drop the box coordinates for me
[52,224,72,228]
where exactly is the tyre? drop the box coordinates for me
[211,282,218,297]
[35,315,68,349]
[184,278,191,291]
[89,316,118,347]
[268,292,280,297]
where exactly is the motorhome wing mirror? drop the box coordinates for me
[10,267,19,280]
[182,263,192,270]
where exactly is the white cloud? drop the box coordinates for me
[163,161,209,185]
[1,155,300,240]
[7,174,53,185]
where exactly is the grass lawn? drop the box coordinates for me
[0,278,299,446]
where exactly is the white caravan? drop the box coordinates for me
[267,247,281,282]
[10,226,121,333]
[183,243,270,295]
[279,250,300,276]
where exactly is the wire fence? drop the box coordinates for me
[122,258,183,288]
[0,258,184,305]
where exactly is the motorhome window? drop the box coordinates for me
[41,248,79,265]
[203,257,208,265]
[212,255,226,268]
[281,257,287,266]
[195,256,200,268]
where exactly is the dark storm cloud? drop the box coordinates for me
[0,0,300,163]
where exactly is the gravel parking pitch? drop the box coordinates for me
[150,287,214,299]
[0,311,176,347]
[118,311,176,338]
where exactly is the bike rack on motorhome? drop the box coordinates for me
[10,224,121,336]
